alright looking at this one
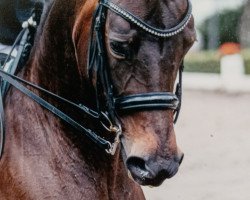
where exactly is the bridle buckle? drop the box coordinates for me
[105,124,122,155]
[99,112,122,155]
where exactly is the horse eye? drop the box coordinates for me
[109,40,132,59]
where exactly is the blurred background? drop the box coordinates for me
[143,0,250,199]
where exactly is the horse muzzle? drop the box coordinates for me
[125,152,184,186]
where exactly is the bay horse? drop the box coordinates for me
[0,0,196,199]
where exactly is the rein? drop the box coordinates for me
[0,0,192,158]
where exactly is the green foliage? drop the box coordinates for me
[185,50,250,75]
[199,7,243,49]
[242,50,250,75]
[184,51,220,73]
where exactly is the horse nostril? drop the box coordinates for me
[126,156,181,185]
[126,156,146,172]
[126,156,156,181]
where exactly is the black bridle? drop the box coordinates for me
[88,0,191,125]
[0,0,192,158]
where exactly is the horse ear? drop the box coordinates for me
[72,1,97,78]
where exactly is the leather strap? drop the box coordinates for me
[174,63,184,123]
[88,3,117,123]
[100,0,192,38]
[1,28,30,97]
[0,69,112,156]
[0,80,4,158]
[0,27,28,157]
[115,92,179,112]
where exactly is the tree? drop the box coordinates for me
[240,0,250,48]
[199,7,243,50]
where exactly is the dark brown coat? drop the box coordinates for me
[0,0,196,199]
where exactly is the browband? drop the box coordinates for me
[100,0,192,38]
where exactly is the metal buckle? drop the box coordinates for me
[100,112,122,155]
[100,112,117,132]
[105,124,122,155]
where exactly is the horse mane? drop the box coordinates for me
[26,0,97,86]
[31,0,54,54]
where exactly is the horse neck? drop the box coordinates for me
[25,2,82,100]
[22,0,111,165]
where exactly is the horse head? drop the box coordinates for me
[73,0,196,186]
[105,0,196,186]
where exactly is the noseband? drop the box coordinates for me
[0,0,192,157]
[88,0,192,123]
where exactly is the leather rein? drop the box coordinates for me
[0,0,192,158]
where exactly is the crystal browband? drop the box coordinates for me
[101,0,192,38]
